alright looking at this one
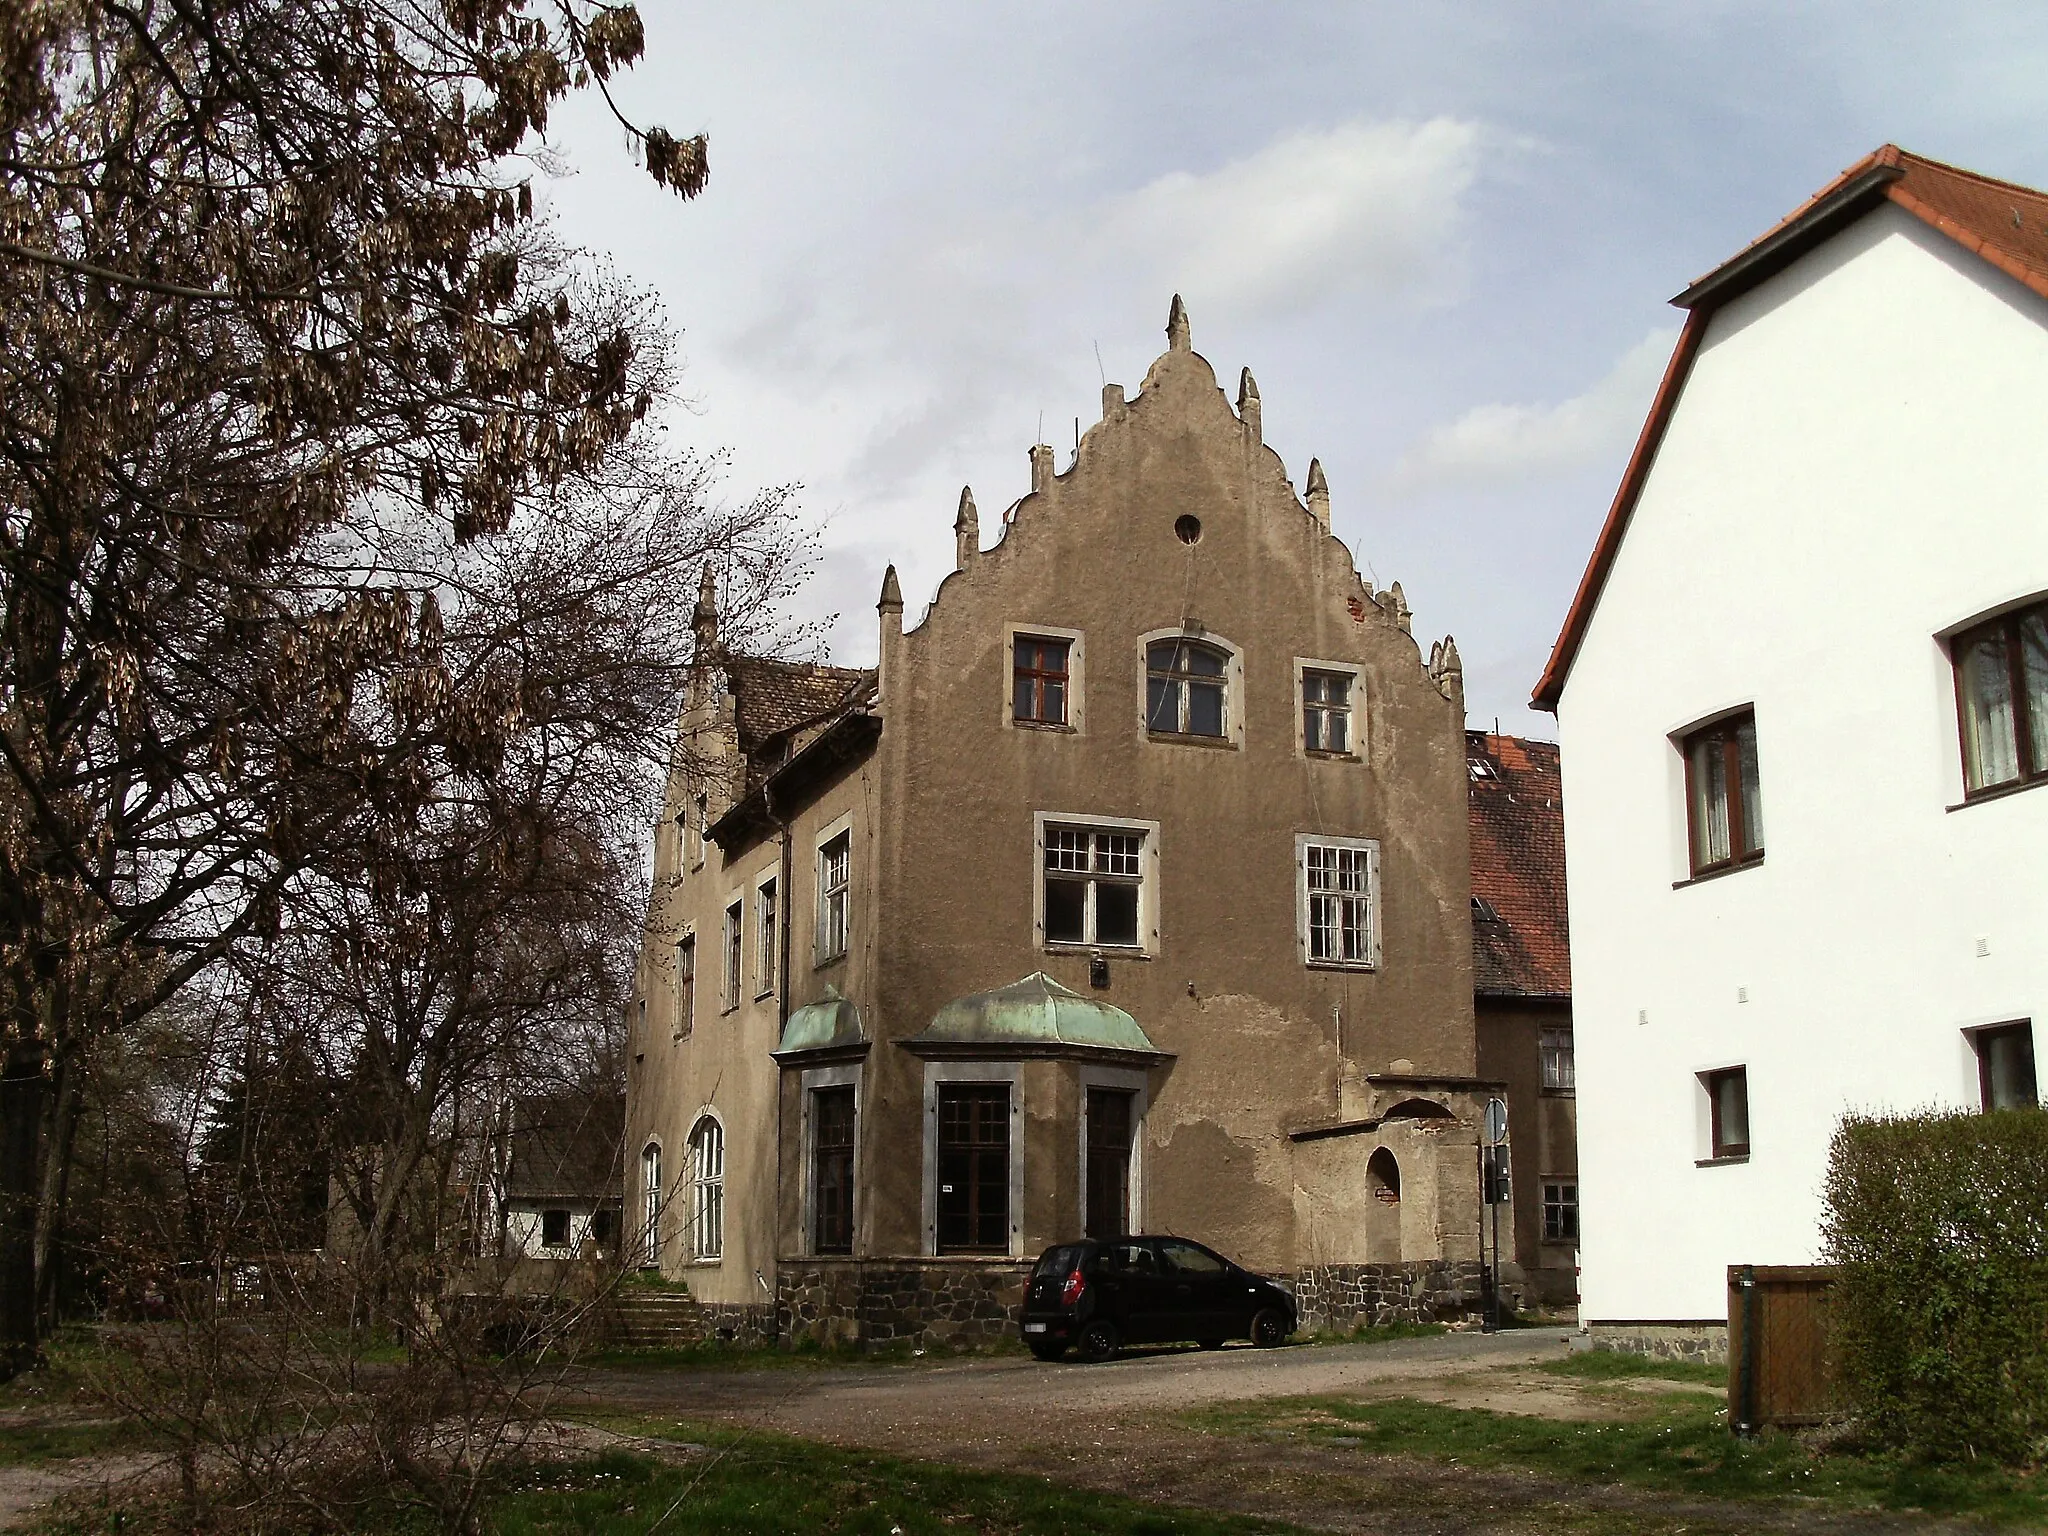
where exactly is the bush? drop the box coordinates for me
[1821,1107,2048,1464]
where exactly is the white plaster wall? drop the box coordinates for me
[1557,203,2048,1324]
[505,1201,601,1259]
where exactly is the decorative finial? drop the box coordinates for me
[1166,294,1190,352]
[1237,369,1261,443]
[1305,458,1330,529]
[954,486,979,570]
[693,560,716,625]
[878,564,903,612]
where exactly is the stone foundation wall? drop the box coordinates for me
[1588,1321,1729,1365]
[777,1258,1031,1349]
[1292,1260,1488,1332]
[688,1300,777,1347]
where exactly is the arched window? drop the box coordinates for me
[689,1117,724,1260]
[640,1142,662,1268]
[1146,640,1229,738]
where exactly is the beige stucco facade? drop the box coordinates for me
[628,303,1491,1337]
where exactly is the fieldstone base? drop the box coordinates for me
[1292,1260,1488,1332]
[776,1258,1030,1350]
[1588,1321,1729,1365]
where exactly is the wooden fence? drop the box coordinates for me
[1727,1264,1836,1432]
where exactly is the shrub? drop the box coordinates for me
[1821,1107,2048,1464]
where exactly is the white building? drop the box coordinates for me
[1533,145,2048,1356]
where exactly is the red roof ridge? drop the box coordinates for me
[1533,145,2048,712]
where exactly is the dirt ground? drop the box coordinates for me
[564,1332,1981,1536]
[0,1334,1985,1534]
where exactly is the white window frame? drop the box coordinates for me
[921,1061,1023,1258]
[1032,811,1161,956]
[720,897,743,1012]
[1077,1064,1148,1238]
[673,928,696,1040]
[687,1112,725,1262]
[691,792,709,870]
[639,1139,663,1268]
[1004,622,1085,733]
[800,1063,862,1256]
[1296,833,1381,970]
[754,865,779,999]
[1137,626,1245,748]
[1294,657,1366,760]
[814,812,853,967]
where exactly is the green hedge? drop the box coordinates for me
[1821,1107,2048,1464]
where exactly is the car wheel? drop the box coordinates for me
[1075,1319,1119,1363]
[1250,1307,1293,1348]
[1196,1338,1225,1351]
[1027,1340,1066,1362]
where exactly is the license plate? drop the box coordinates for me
[1023,1323,1047,1334]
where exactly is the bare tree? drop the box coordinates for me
[0,0,754,1372]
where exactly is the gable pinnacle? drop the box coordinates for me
[954,486,979,569]
[1166,294,1191,351]
[878,563,903,612]
[1306,458,1330,529]
[1238,368,1262,444]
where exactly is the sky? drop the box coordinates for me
[538,2,2048,736]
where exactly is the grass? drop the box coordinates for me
[1538,1350,1726,1386]
[577,1332,1029,1371]
[490,1422,1299,1536]
[1190,1392,2048,1525]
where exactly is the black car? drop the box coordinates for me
[1018,1236,1296,1362]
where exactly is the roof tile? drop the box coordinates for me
[1468,731,1570,998]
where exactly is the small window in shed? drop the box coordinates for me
[541,1209,570,1249]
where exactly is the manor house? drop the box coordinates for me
[626,301,1497,1343]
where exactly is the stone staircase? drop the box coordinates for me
[606,1287,708,1348]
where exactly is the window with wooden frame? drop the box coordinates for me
[1298,835,1379,969]
[1539,1027,1575,1093]
[817,831,850,963]
[639,1143,661,1267]
[1541,1181,1578,1243]
[540,1209,570,1249]
[1973,1021,2038,1111]
[721,901,742,1011]
[688,1117,724,1261]
[811,1085,856,1254]
[1145,639,1228,738]
[1952,599,2048,798]
[1084,1087,1135,1240]
[935,1083,1010,1253]
[1682,711,1764,876]
[1043,824,1144,948]
[1302,670,1353,754]
[755,877,778,998]
[1701,1067,1750,1161]
[1012,636,1071,727]
[674,936,695,1038]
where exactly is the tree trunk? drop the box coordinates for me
[34,1053,83,1330]
[0,1048,49,1378]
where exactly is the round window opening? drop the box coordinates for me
[1174,514,1202,545]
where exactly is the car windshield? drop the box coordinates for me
[1033,1245,1084,1278]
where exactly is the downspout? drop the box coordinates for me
[765,777,794,1342]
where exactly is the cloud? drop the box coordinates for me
[1390,326,1680,491]
[1092,118,1484,318]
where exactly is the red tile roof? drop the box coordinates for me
[1533,146,2048,711]
[1468,731,1569,999]
[726,657,876,786]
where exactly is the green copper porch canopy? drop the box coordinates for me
[774,990,866,1057]
[902,972,1167,1061]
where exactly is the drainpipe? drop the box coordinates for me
[765,778,794,1343]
